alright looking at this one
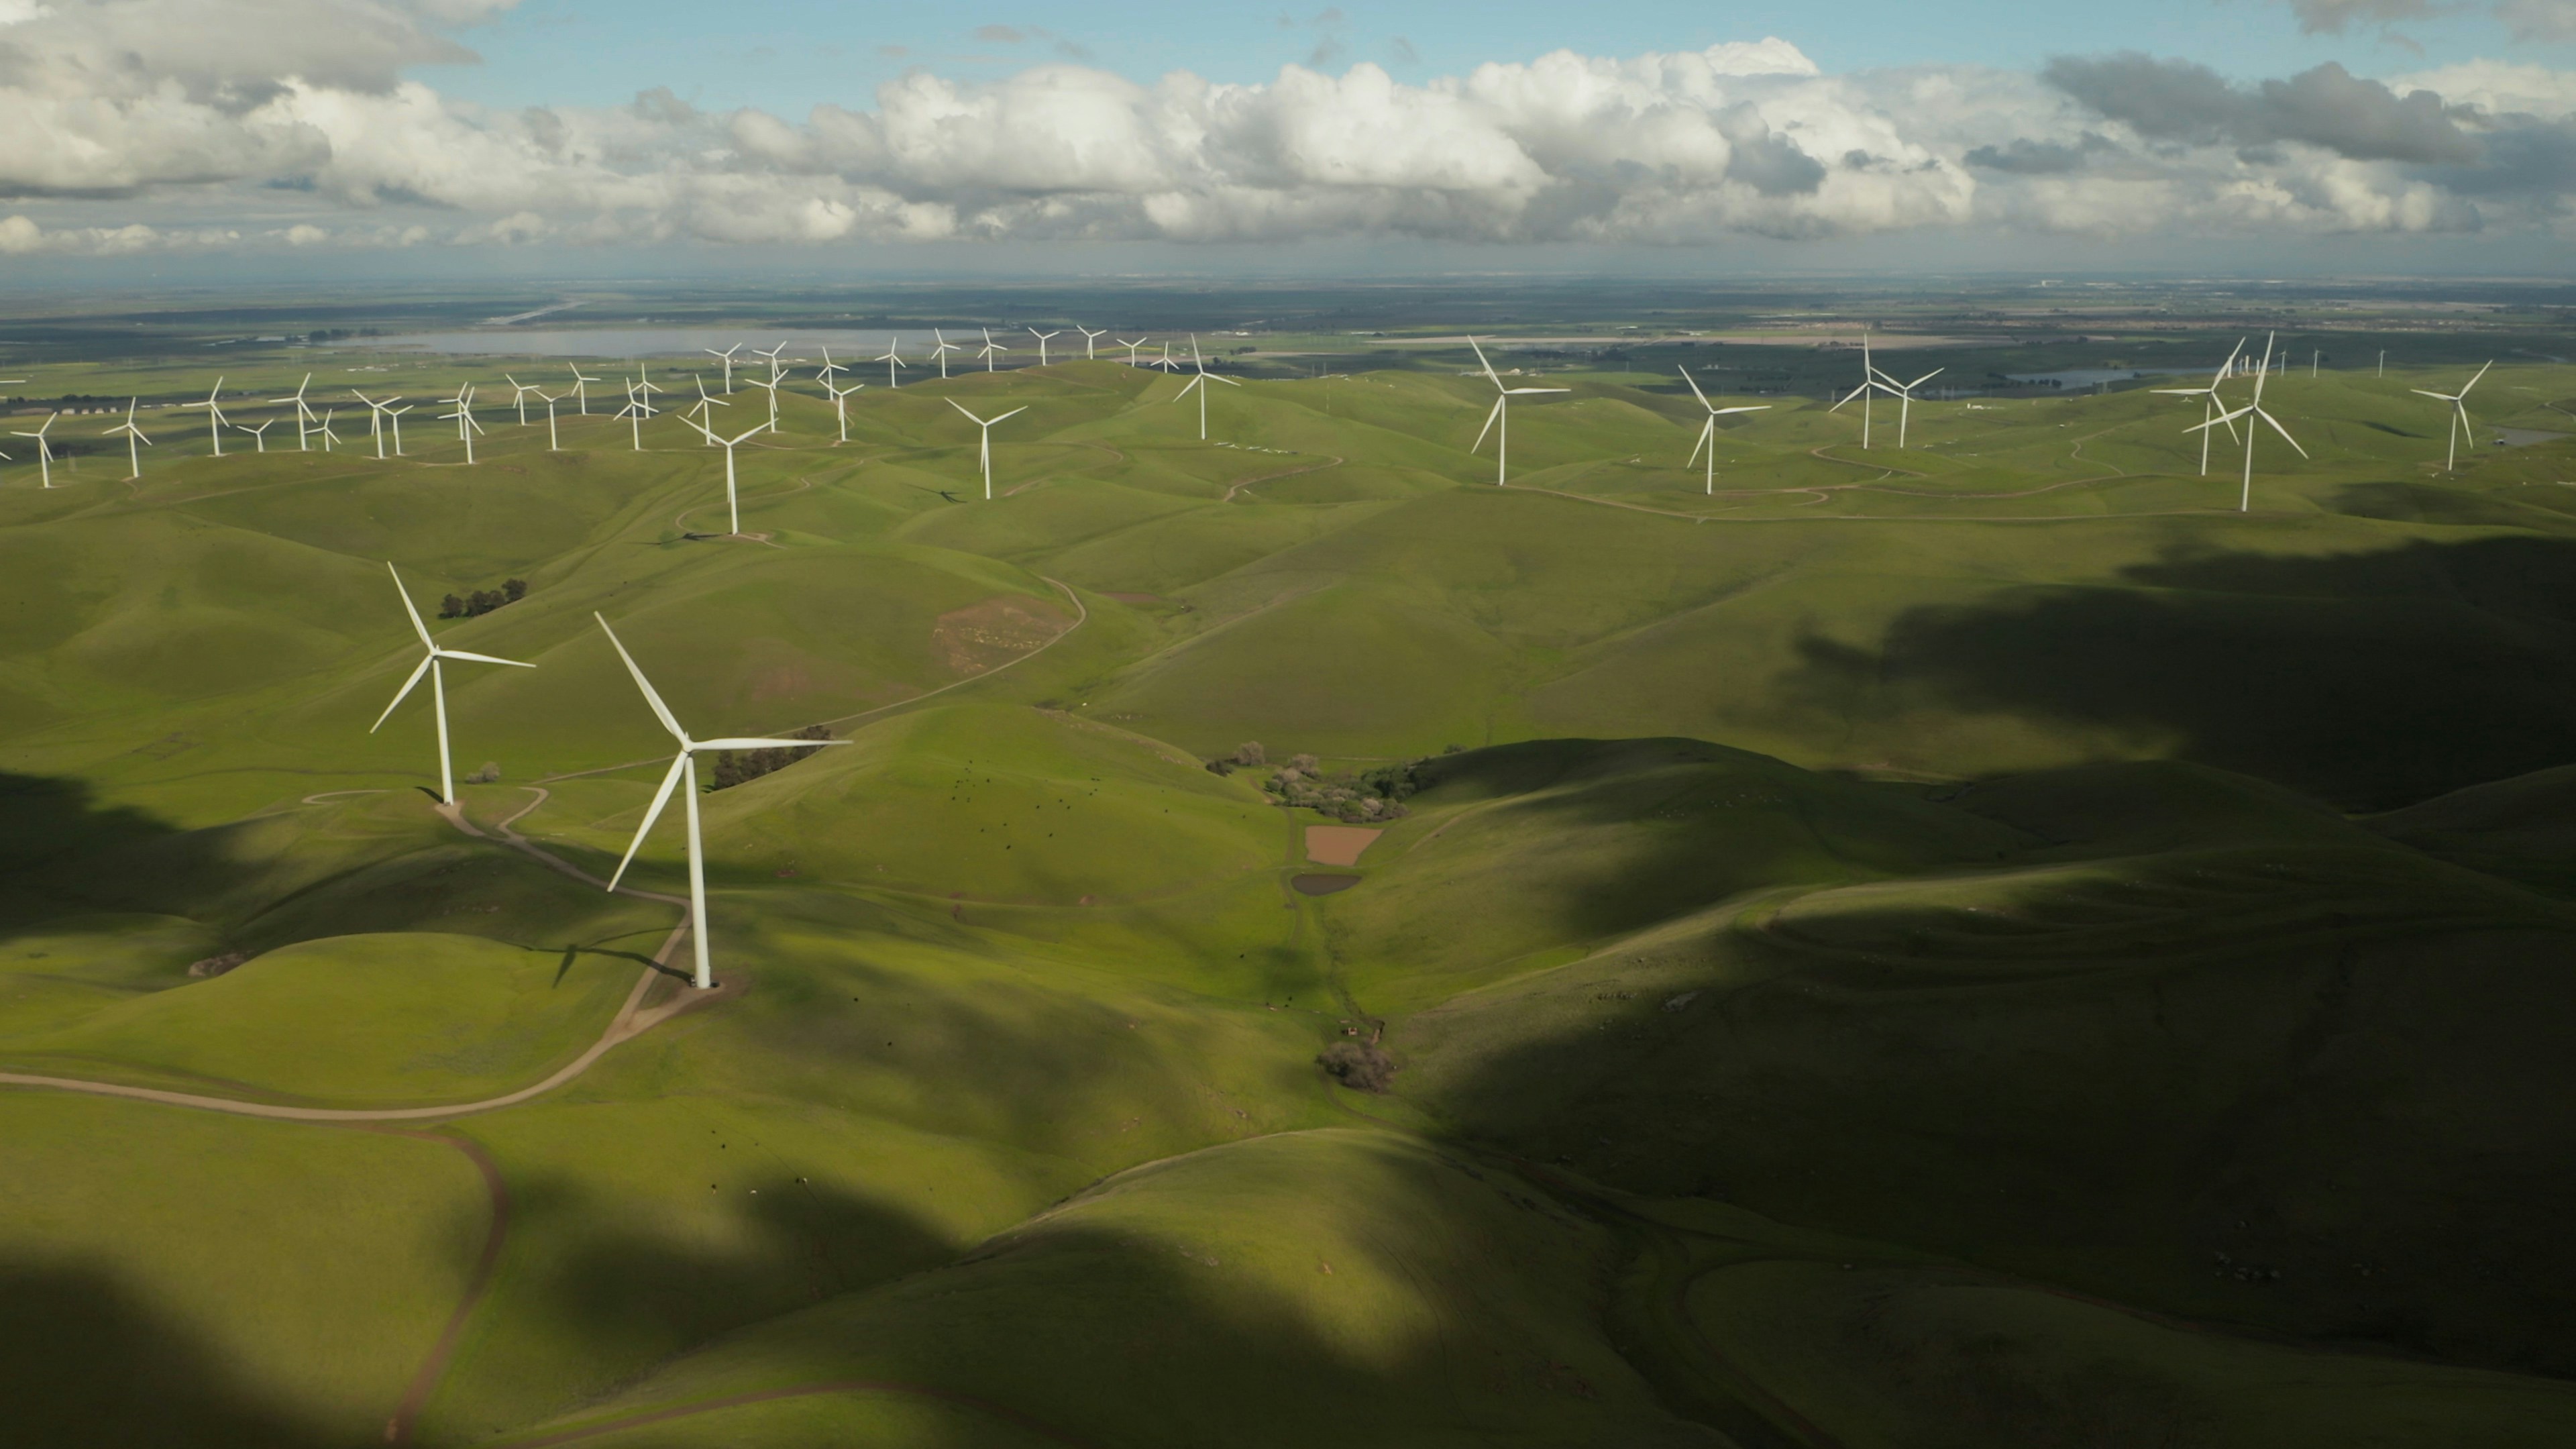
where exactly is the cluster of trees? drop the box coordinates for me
[306,327,381,342]
[439,579,528,618]
[710,725,835,791]
[1208,742,1420,823]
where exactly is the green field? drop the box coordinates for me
[3,323,2574,1446]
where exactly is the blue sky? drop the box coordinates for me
[429,0,2567,113]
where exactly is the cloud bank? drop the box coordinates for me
[0,0,2569,256]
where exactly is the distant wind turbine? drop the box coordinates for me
[2188,333,2306,513]
[440,384,485,464]
[704,343,742,394]
[877,337,908,389]
[2153,339,2247,476]
[947,398,1026,500]
[352,390,400,459]
[1117,337,1148,367]
[743,367,781,431]
[535,388,564,450]
[823,378,865,444]
[682,416,771,534]
[1874,360,1944,448]
[1826,333,1900,449]
[566,362,603,416]
[1676,368,1770,494]
[1027,327,1061,366]
[2412,361,2493,472]
[504,374,537,426]
[271,374,319,450]
[105,398,152,479]
[685,377,729,443]
[238,419,274,453]
[1076,325,1107,360]
[596,613,843,991]
[1175,335,1240,441]
[184,378,230,458]
[633,362,664,418]
[930,329,962,380]
[373,563,535,806]
[1466,337,1569,486]
[386,403,412,457]
[9,412,57,487]
[317,408,343,451]
[977,329,1009,372]
[816,345,846,390]
[616,385,649,451]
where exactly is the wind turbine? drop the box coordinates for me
[2153,339,2247,476]
[616,385,649,451]
[353,390,399,459]
[1676,368,1770,494]
[441,384,484,464]
[1153,342,1181,372]
[595,613,843,990]
[947,398,1026,500]
[372,563,534,806]
[105,398,152,480]
[504,374,537,426]
[271,374,319,450]
[1826,334,1899,449]
[10,413,57,487]
[1466,337,1568,486]
[877,337,908,389]
[566,362,602,416]
[1872,357,1944,449]
[816,345,846,390]
[1117,337,1148,367]
[1076,325,1107,360]
[743,366,781,431]
[685,377,729,443]
[704,343,742,394]
[823,378,865,444]
[386,403,412,458]
[535,388,564,450]
[930,329,962,380]
[1175,336,1240,441]
[238,419,274,453]
[2188,333,2306,513]
[682,416,771,534]
[977,329,1009,372]
[1027,327,1061,366]
[317,409,343,452]
[633,362,664,418]
[184,378,229,458]
[2412,361,2493,473]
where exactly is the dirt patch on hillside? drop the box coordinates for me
[1305,826,1382,866]
[1292,873,1362,896]
[934,594,1074,676]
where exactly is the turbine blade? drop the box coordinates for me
[1688,417,1713,466]
[371,653,435,733]
[1909,368,1944,388]
[387,564,435,647]
[1472,396,1503,453]
[607,753,690,893]
[435,649,536,668]
[992,407,1028,423]
[1676,365,1713,409]
[2259,409,2307,458]
[2463,361,2492,395]
[946,398,983,425]
[1466,337,1502,388]
[595,613,688,743]
[695,737,848,751]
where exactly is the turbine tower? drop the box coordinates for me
[2412,361,2493,472]
[947,398,1027,500]
[682,416,771,534]
[9,413,57,487]
[596,614,843,990]
[2152,339,2246,476]
[2188,333,2307,513]
[1676,368,1770,494]
[105,400,152,480]
[1175,335,1240,441]
[372,564,535,806]
[184,378,230,458]
[1466,337,1569,486]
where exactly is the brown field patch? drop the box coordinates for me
[1305,826,1381,866]
[932,594,1075,676]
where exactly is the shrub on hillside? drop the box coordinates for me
[1258,751,1419,823]
[710,725,835,791]
[1318,1040,1397,1092]
[439,578,529,619]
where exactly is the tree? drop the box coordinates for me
[439,593,466,619]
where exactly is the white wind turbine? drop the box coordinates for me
[184,377,230,458]
[1027,327,1061,366]
[1117,336,1148,367]
[704,343,743,395]
[596,614,843,991]
[743,366,781,431]
[238,419,274,453]
[10,412,57,487]
[816,345,846,391]
[1175,335,1240,441]
[616,384,649,451]
[2152,339,2246,476]
[567,362,603,415]
[2412,361,2493,472]
[2188,333,2306,513]
[684,376,729,444]
[930,329,963,379]
[372,563,535,806]
[317,408,343,452]
[633,362,665,418]
[1676,368,1770,494]
[353,390,400,459]
[977,328,1009,372]
[1466,337,1569,486]
[535,388,564,450]
[504,374,537,426]
[683,415,771,534]
[1153,342,1181,372]
[823,378,865,444]
[1826,333,1900,449]
[105,398,152,480]
[1875,360,1944,448]
[271,374,320,450]
[947,398,1026,500]
[1076,325,1107,360]
[441,384,485,464]
[877,337,908,388]
[386,403,413,458]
